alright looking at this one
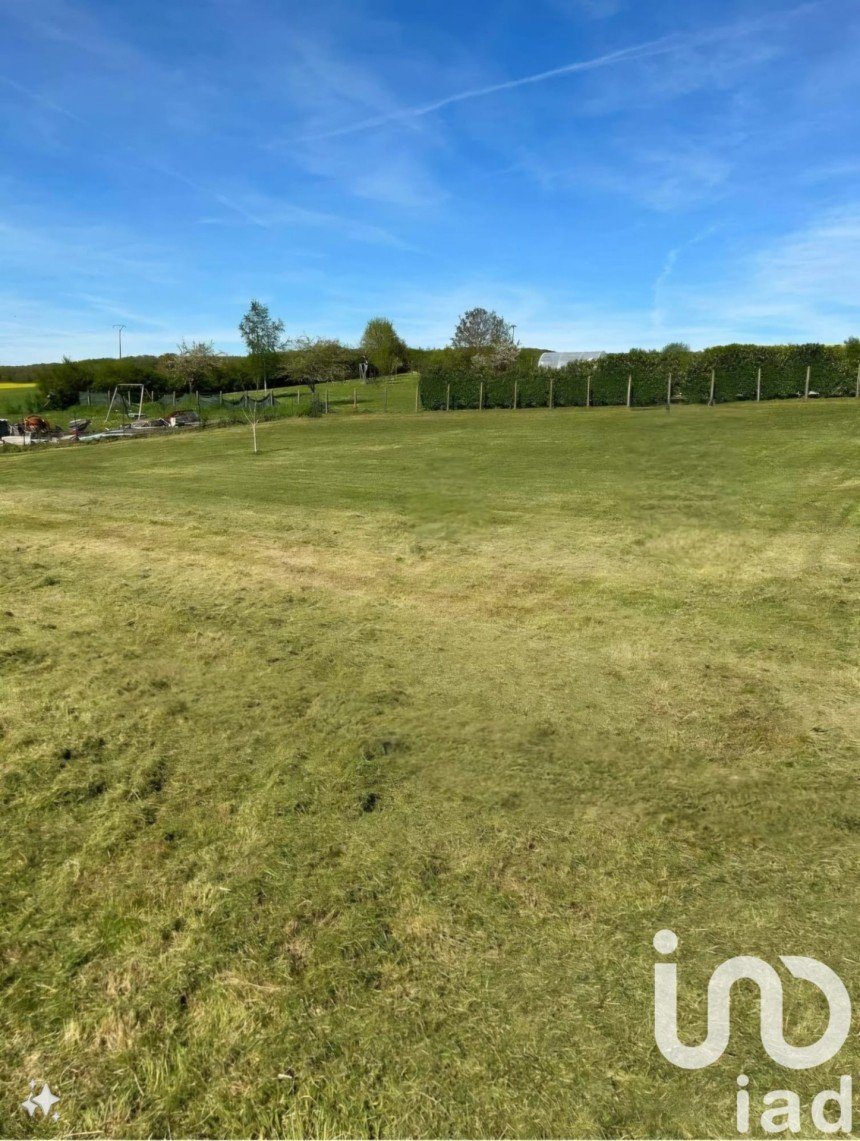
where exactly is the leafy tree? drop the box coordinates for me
[37,356,93,409]
[239,299,286,389]
[291,337,352,389]
[161,340,223,394]
[451,308,514,350]
[359,317,408,379]
[845,337,860,369]
[92,355,164,397]
[156,353,179,389]
[661,342,693,379]
[218,354,254,392]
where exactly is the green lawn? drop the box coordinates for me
[0,401,858,1138]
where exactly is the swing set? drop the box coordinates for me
[104,384,145,427]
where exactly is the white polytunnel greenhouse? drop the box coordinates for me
[537,351,607,369]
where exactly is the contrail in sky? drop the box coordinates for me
[293,34,682,143]
[291,3,823,145]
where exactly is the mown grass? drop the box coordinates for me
[0,400,858,1138]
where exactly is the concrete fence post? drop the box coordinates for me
[586,375,592,408]
[757,367,762,402]
[446,383,451,412]
[804,365,811,399]
[626,374,632,408]
[709,369,716,406]
[549,375,554,409]
[513,380,518,410]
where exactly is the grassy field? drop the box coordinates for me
[0,400,858,1138]
[0,384,38,420]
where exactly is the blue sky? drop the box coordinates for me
[1,0,859,363]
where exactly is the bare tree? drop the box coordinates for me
[243,402,261,455]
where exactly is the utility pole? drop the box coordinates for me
[509,323,517,343]
[113,324,126,360]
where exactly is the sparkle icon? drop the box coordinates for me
[21,1081,60,1119]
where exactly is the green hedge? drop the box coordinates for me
[419,344,859,411]
[699,344,856,401]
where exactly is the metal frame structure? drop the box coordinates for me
[104,384,145,426]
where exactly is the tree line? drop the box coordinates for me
[2,300,857,409]
[0,301,419,408]
[0,304,529,407]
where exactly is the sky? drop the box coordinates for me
[1,0,859,363]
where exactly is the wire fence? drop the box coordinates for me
[81,389,294,409]
[77,365,860,422]
[419,363,860,412]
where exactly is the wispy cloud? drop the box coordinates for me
[0,73,86,123]
[289,3,821,145]
[798,160,860,185]
[548,0,626,18]
[746,203,860,320]
[646,202,860,345]
[367,202,860,351]
[0,289,247,361]
[650,226,720,335]
[0,218,175,284]
[1,0,856,364]
[502,136,738,213]
[291,34,686,143]
[156,169,414,247]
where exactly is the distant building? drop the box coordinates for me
[537,351,607,369]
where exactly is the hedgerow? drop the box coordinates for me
[419,344,858,410]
